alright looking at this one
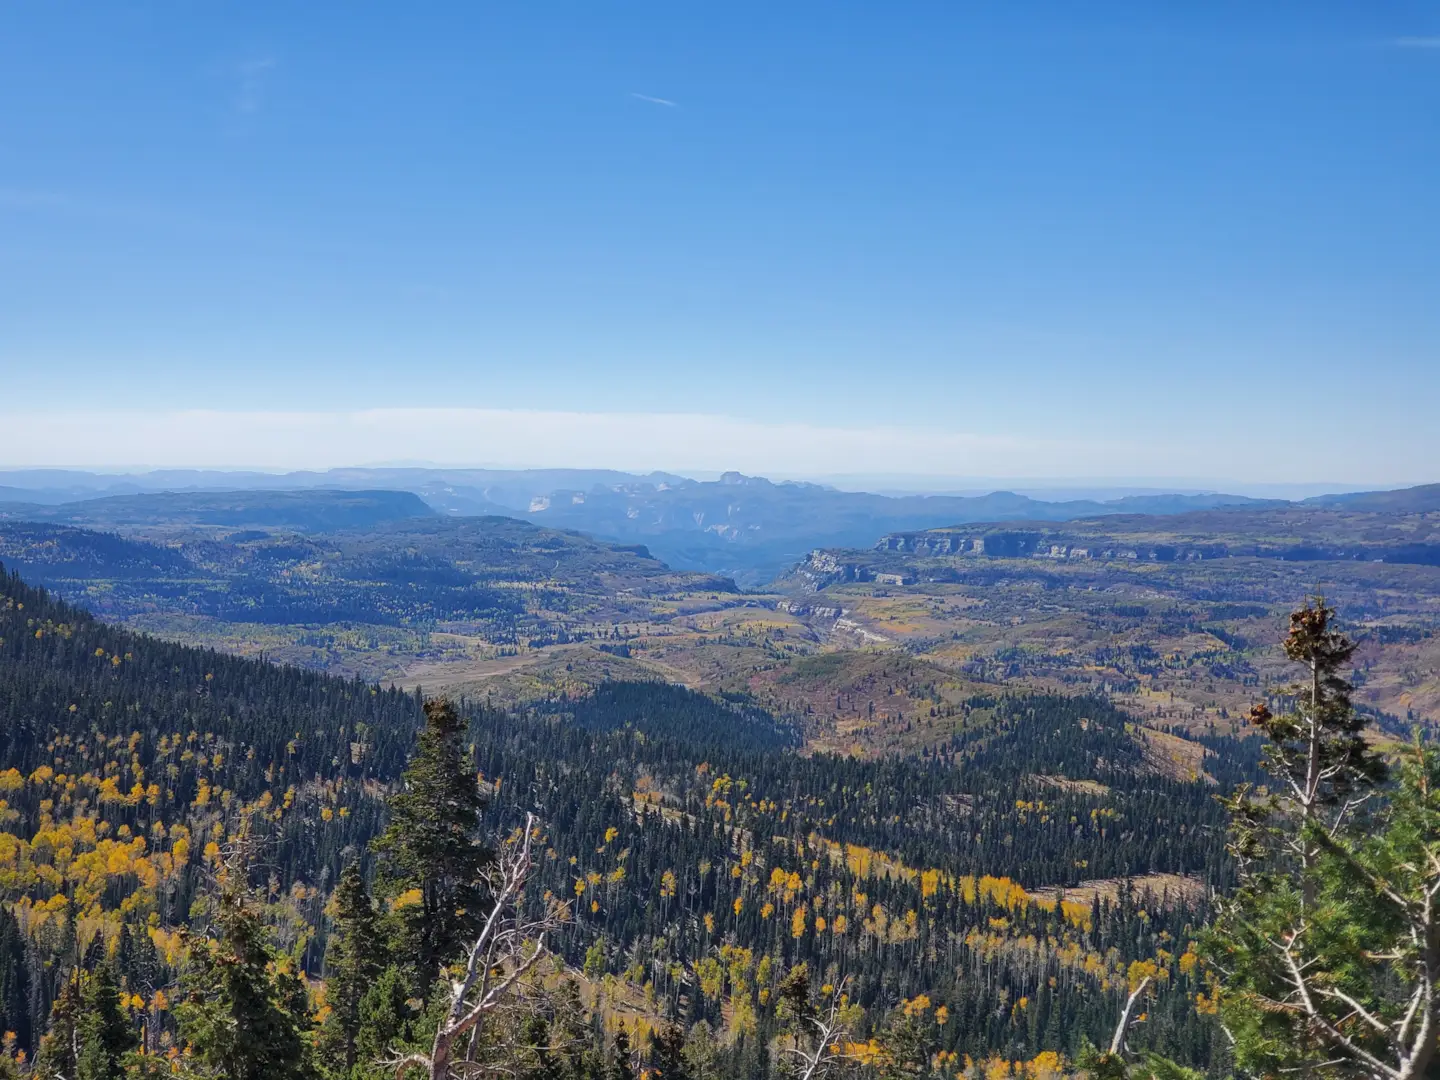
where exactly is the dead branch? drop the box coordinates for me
[389,813,565,1080]
[1109,976,1152,1056]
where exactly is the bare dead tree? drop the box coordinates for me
[388,813,567,1080]
[777,977,865,1080]
[1108,975,1152,1056]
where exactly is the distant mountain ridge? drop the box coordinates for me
[0,468,1434,583]
[1301,483,1440,512]
[0,488,434,531]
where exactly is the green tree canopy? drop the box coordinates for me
[175,875,312,1080]
[373,698,492,991]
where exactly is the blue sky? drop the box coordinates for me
[2,3,1437,483]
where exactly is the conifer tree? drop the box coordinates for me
[35,976,82,1080]
[514,1014,560,1080]
[608,1026,635,1080]
[75,962,136,1080]
[877,1000,931,1080]
[648,1023,691,1080]
[1238,599,1386,863]
[115,925,161,1012]
[0,909,29,1058]
[373,698,492,991]
[353,967,414,1079]
[773,966,863,1080]
[680,1023,722,1080]
[320,861,388,1076]
[1203,600,1440,1078]
[175,878,313,1080]
[547,979,603,1080]
[1207,734,1440,1078]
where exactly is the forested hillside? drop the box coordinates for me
[0,564,1244,1075]
[0,518,741,680]
[469,687,1240,1067]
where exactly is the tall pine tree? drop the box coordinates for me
[319,861,388,1076]
[373,698,491,991]
[75,962,136,1080]
[35,975,82,1080]
[0,909,29,1058]
[176,879,312,1080]
[1203,600,1440,1077]
[1240,598,1385,852]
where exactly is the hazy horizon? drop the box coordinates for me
[0,406,1434,489]
[0,458,1408,504]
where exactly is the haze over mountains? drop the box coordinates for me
[0,465,1345,584]
[5,467,1438,584]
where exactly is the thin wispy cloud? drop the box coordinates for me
[630,92,678,108]
[1392,36,1440,48]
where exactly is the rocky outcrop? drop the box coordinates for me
[878,533,977,556]
[876,529,1228,563]
[777,599,847,618]
[791,550,883,591]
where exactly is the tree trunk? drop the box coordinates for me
[429,1034,452,1080]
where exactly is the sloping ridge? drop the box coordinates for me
[1302,482,1440,512]
[0,487,436,530]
